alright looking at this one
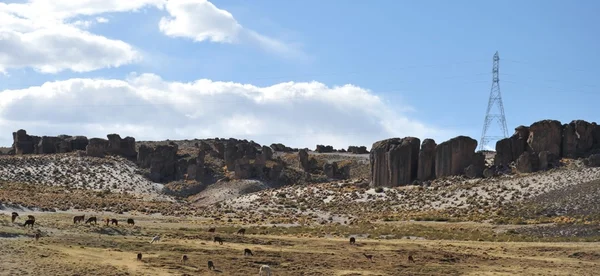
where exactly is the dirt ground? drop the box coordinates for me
[0,213,598,276]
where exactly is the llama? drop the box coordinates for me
[349,237,356,245]
[363,253,374,262]
[237,228,246,235]
[408,255,415,263]
[23,219,35,228]
[137,253,143,261]
[27,215,35,220]
[73,215,85,224]
[181,255,188,264]
[259,265,271,276]
[213,236,223,245]
[11,212,18,223]
[207,260,215,270]
[150,235,161,243]
[85,217,97,224]
[244,248,253,256]
[110,219,118,226]
[208,227,216,233]
[127,218,135,226]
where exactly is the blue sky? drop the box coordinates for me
[0,0,598,149]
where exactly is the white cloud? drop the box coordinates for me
[158,0,307,59]
[0,1,162,74]
[0,73,456,149]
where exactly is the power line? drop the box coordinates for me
[479,51,508,151]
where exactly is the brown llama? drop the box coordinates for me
[244,248,253,256]
[11,212,18,222]
[73,215,85,224]
[213,236,223,245]
[23,219,35,228]
[207,260,215,270]
[208,227,215,233]
[127,218,135,226]
[363,253,374,262]
[137,253,142,261]
[181,254,188,264]
[27,215,35,220]
[408,254,415,263]
[110,219,118,226]
[237,228,246,235]
[85,217,97,224]
[349,237,356,245]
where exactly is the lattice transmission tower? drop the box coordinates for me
[479,51,508,151]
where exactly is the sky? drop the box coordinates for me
[0,0,598,150]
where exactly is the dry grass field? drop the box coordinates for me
[1,212,599,276]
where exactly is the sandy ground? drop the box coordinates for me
[0,212,599,276]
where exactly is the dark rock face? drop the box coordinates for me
[347,146,368,154]
[593,124,600,149]
[417,139,436,181]
[494,126,530,166]
[538,151,559,171]
[107,134,137,159]
[136,143,179,182]
[298,149,310,172]
[465,152,486,179]
[561,120,596,158]
[315,145,334,153]
[86,138,109,157]
[435,136,478,178]
[270,143,293,152]
[516,152,539,173]
[12,130,37,155]
[38,136,62,154]
[370,137,420,187]
[527,120,562,156]
[323,162,350,179]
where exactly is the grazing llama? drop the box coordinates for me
[85,217,97,224]
[207,260,215,270]
[181,255,188,264]
[73,215,85,224]
[23,219,35,228]
[259,264,272,276]
[110,219,118,226]
[137,253,143,261]
[244,248,253,256]
[208,227,216,233]
[127,218,135,226]
[237,228,246,235]
[363,253,374,262]
[11,212,18,223]
[213,236,223,245]
[150,235,161,243]
[349,237,356,245]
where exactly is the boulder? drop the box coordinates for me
[561,120,595,158]
[69,136,89,151]
[107,134,137,159]
[315,145,335,153]
[434,136,478,178]
[347,146,368,154]
[584,154,600,167]
[527,120,562,156]
[483,168,495,178]
[538,150,559,171]
[370,137,420,187]
[494,125,530,166]
[86,138,109,157]
[417,139,436,181]
[323,162,337,179]
[593,123,600,149]
[464,151,486,179]
[516,152,539,173]
[270,143,293,152]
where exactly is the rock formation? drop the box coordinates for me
[417,139,436,181]
[561,120,595,158]
[347,146,368,154]
[435,136,478,178]
[315,145,335,153]
[370,137,420,187]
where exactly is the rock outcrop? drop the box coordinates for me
[516,152,539,173]
[270,143,294,152]
[527,120,562,156]
[315,145,335,153]
[107,134,137,159]
[323,162,350,180]
[347,146,368,154]
[465,151,485,179]
[370,137,420,187]
[137,143,179,183]
[494,125,530,166]
[561,120,595,158]
[12,130,38,155]
[435,136,478,178]
[417,139,436,181]
[86,138,110,158]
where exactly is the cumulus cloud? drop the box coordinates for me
[0,73,455,149]
[158,0,307,59]
[0,1,162,73]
